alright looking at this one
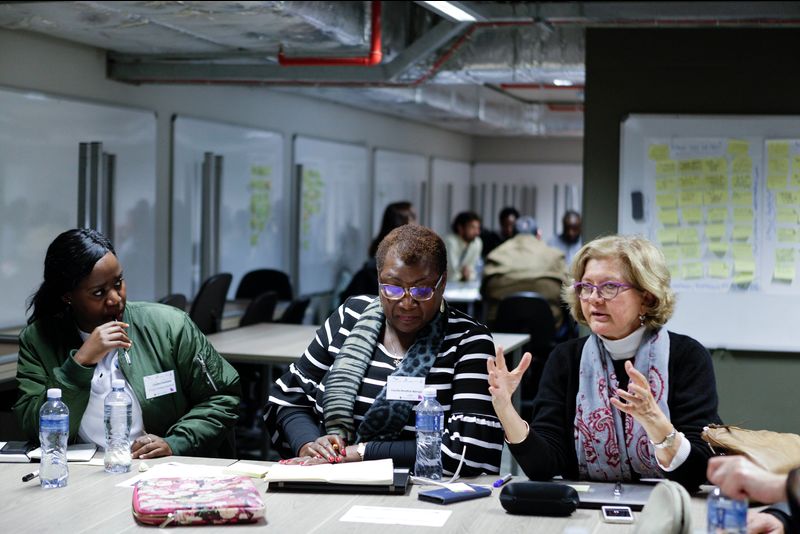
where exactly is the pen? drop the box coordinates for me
[22,470,39,482]
[493,474,513,488]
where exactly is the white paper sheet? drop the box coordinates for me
[340,505,451,527]
[27,443,97,462]
[116,462,232,487]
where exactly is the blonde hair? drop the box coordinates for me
[562,234,675,329]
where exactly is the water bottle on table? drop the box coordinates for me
[415,387,444,481]
[104,379,132,473]
[707,486,747,533]
[39,388,69,488]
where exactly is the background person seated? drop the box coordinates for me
[481,206,519,258]
[547,210,583,265]
[445,211,483,282]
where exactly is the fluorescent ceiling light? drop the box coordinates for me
[552,79,574,87]
[418,1,477,22]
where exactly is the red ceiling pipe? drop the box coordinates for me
[278,1,382,66]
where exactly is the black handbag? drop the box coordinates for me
[499,482,580,516]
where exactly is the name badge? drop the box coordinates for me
[386,376,426,401]
[143,370,177,400]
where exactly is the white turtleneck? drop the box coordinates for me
[598,325,690,472]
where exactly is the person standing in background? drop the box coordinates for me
[445,211,483,282]
[547,210,582,265]
[481,207,519,258]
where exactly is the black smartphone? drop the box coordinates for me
[1,441,34,455]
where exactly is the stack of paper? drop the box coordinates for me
[265,458,393,486]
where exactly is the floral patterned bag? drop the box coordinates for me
[132,476,265,527]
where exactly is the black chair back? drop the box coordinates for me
[279,297,311,324]
[157,293,187,311]
[239,291,279,327]
[493,292,558,417]
[235,269,293,301]
[189,273,233,335]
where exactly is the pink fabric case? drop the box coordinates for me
[132,476,265,527]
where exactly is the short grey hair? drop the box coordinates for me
[514,216,538,235]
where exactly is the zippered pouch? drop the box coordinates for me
[132,476,265,527]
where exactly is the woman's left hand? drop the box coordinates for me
[131,434,172,459]
[279,456,331,466]
[610,360,669,433]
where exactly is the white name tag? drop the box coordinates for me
[386,376,426,401]
[143,370,177,400]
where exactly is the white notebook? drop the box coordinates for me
[27,443,97,462]
[265,458,394,485]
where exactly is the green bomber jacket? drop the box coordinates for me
[14,301,241,456]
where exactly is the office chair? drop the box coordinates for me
[157,293,187,311]
[493,292,558,420]
[239,291,279,327]
[235,269,293,301]
[279,297,311,324]
[188,273,232,335]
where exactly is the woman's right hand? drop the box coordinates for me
[73,320,131,366]
[487,346,532,410]
[297,435,347,463]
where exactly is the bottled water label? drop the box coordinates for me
[707,488,747,534]
[415,412,443,433]
[40,415,68,432]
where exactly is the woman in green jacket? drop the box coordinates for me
[14,228,241,459]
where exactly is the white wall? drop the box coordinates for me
[0,28,474,299]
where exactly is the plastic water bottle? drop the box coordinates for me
[414,387,444,480]
[104,379,132,473]
[707,486,747,533]
[39,388,69,488]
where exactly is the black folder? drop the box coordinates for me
[266,468,410,495]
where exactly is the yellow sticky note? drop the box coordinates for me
[768,158,789,175]
[658,209,679,226]
[731,157,753,174]
[777,191,799,206]
[682,207,703,224]
[704,158,727,173]
[727,139,750,155]
[708,242,729,256]
[732,244,754,261]
[732,191,753,205]
[732,226,753,241]
[733,207,754,223]
[735,260,756,273]
[656,177,679,191]
[704,174,727,188]
[704,190,728,205]
[662,246,680,262]
[778,227,798,243]
[777,207,798,224]
[679,191,703,206]
[649,144,670,161]
[566,484,591,493]
[682,263,704,279]
[708,262,730,278]
[657,194,678,208]
[768,174,788,190]
[731,173,753,189]
[680,244,702,260]
[792,170,800,188]
[768,141,790,158]
[680,175,702,189]
[657,228,679,244]
[705,224,726,241]
[678,159,703,173]
[678,227,700,244]
[733,273,755,285]
[776,248,796,263]
[707,207,728,223]
[655,160,677,175]
[773,264,796,282]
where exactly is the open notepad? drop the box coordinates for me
[266,458,394,486]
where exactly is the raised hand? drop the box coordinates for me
[487,346,532,410]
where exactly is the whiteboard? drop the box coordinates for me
[619,114,800,351]
[373,149,428,232]
[472,163,583,238]
[295,136,369,296]
[172,116,285,300]
[0,87,156,328]
[430,158,471,237]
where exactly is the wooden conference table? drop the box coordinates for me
[0,455,710,533]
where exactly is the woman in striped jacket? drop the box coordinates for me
[265,224,503,476]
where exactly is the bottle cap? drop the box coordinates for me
[423,387,436,398]
[112,379,125,389]
[46,388,62,399]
